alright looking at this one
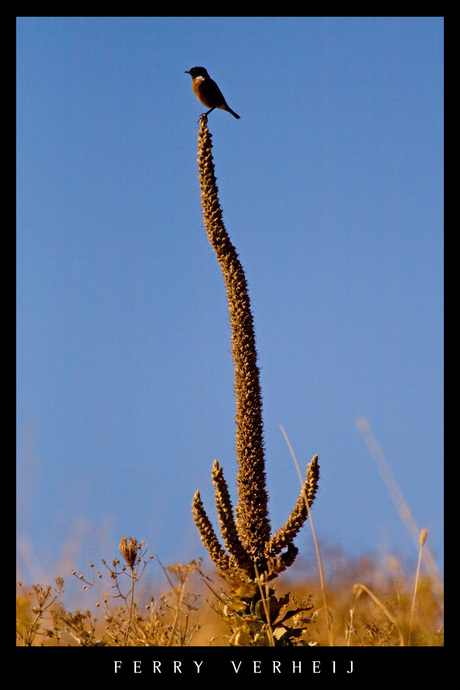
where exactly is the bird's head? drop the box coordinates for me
[185,66,209,79]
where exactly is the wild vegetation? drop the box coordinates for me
[16,536,443,646]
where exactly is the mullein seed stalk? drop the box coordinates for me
[191,115,319,584]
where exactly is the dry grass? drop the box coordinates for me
[16,538,443,647]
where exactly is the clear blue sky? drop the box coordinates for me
[17,17,443,588]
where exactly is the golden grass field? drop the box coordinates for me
[16,538,443,647]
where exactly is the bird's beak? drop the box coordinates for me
[185,70,190,74]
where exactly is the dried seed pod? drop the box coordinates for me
[119,537,139,569]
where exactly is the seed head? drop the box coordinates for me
[119,536,140,569]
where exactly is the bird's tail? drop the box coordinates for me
[224,105,240,119]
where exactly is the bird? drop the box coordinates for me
[185,66,240,119]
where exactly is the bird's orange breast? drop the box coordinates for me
[192,76,224,109]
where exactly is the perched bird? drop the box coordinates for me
[185,66,240,119]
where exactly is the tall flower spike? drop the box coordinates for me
[211,460,253,574]
[196,115,270,567]
[266,455,320,559]
[191,490,232,573]
[191,115,319,583]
